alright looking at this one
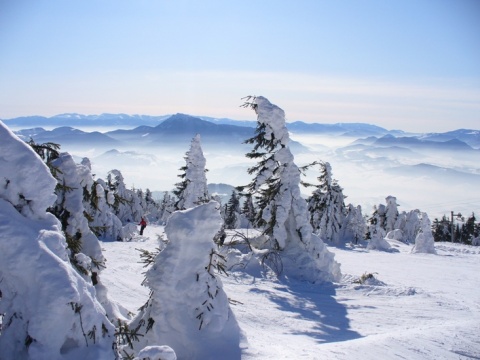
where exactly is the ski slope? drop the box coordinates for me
[101,225,480,359]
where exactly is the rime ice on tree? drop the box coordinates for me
[307,161,347,245]
[174,134,210,210]
[241,96,341,283]
[126,202,241,359]
[411,212,436,254]
[0,122,116,359]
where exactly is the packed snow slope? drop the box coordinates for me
[101,225,480,360]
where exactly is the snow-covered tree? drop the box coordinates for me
[239,96,341,283]
[125,202,241,359]
[83,176,125,241]
[341,204,367,244]
[240,194,256,226]
[411,212,436,254]
[0,122,116,359]
[50,153,125,320]
[50,153,105,275]
[385,195,399,233]
[159,191,176,224]
[367,204,387,240]
[401,209,423,243]
[224,190,241,229]
[106,169,142,223]
[144,188,161,222]
[174,134,210,210]
[306,161,346,245]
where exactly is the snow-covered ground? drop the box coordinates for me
[101,225,480,360]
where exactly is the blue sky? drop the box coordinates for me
[0,0,479,132]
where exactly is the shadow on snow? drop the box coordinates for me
[250,280,362,344]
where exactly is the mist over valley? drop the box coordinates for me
[7,113,479,220]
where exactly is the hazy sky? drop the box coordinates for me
[1,0,479,132]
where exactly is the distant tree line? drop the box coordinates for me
[432,213,479,244]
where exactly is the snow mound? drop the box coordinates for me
[436,243,480,255]
[136,345,177,360]
[0,121,57,218]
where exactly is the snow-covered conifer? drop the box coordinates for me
[0,122,116,359]
[239,96,341,282]
[83,177,124,241]
[106,170,141,223]
[225,190,241,229]
[367,204,387,240]
[126,202,241,359]
[385,195,399,233]
[306,161,346,245]
[411,212,436,254]
[240,194,256,227]
[402,209,422,243]
[174,134,210,210]
[144,188,161,221]
[342,204,367,244]
[159,191,176,224]
[50,153,125,320]
[50,153,105,274]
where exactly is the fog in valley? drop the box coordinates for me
[16,121,477,222]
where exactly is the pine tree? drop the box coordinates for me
[50,153,105,276]
[385,195,399,233]
[240,193,256,227]
[460,213,476,244]
[306,161,346,244]
[159,191,176,224]
[224,190,241,229]
[411,212,436,254]
[238,96,341,282]
[342,204,366,244]
[367,204,387,240]
[432,215,451,242]
[174,134,210,210]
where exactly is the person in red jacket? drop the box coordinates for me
[139,217,147,235]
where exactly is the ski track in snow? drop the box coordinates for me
[101,225,480,360]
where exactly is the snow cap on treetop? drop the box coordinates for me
[254,96,290,147]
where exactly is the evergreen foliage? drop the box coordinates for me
[238,95,341,282]
[174,134,210,210]
[225,190,241,229]
[305,161,347,244]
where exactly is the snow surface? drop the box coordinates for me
[101,226,480,360]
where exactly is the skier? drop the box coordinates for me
[139,217,147,235]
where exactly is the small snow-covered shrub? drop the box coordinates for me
[353,272,378,285]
